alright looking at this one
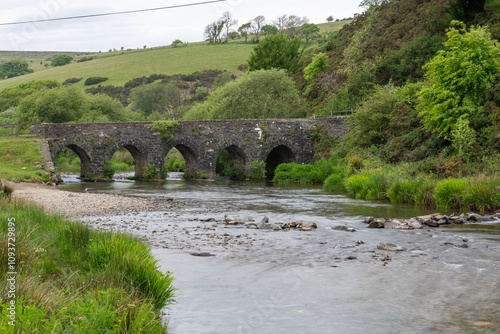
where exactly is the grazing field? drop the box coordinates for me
[0,43,254,91]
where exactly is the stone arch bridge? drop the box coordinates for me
[31,118,347,180]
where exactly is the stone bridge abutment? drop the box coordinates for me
[31,118,347,180]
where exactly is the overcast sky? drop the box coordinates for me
[1,0,362,52]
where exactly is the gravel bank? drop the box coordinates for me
[10,182,180,217]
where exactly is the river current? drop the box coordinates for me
[59,173,500,334]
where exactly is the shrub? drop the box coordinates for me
[102,161,115,179]
[77,56,93,63]
[51,54,73,66]
[63,77,82,85]
[273,163,327,184]
[433,178,467,208]
[150,120,180,141]
[85,77,109,86]
[323,166,348,192]
[249,160,266,179]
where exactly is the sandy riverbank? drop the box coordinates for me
[10,182,181,217]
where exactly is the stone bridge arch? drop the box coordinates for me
[164,138,203,179]
[106,140,149,176]
[52,140,93,178]
[264,141,298,178]
[215,143,252,177]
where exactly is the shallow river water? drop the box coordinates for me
[59,174,500,334]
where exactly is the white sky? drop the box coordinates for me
[0,0,362,52]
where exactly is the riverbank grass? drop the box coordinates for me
[0,136,47,182]
[0,198,174,332]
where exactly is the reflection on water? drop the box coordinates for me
[59,173,500,334]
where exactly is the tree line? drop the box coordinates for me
[203,12,326,44]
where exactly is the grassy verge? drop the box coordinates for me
[0,136,48,183]
[0,198,174,333]
[274,155,500,213]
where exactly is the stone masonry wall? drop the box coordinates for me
[31,117,348,179]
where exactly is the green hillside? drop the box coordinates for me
[0,20,351,92]
[0,43,254,91]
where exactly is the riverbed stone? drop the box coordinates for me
[333,225,356,232]
[437,218,449,225]
[377,242,405,252]
[305,222,318,229]
[190,252,215,257]
[408,218,423,229]
[364,216,374,224]
[369,219,385,228]
[241,216,254,222]
[261,216,270,224]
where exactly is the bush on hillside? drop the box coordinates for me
[85,77,108,86]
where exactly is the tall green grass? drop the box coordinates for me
[0,136,48,182]
[0,199,174,332]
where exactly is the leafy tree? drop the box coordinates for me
[284,15,308,40]
[273,14,288,35]
[304,53,328,82]
[50,54,73,67]
[171,39,183,47]
[248,34,302,73]
[80,94,140,122]
[204,20,224,43]
[238,22,251,43]
[261,24,278,36]
[418,21,500,141]
[18,86,86,123]
[300,23,320,44]
[228,31,240,40]
[326,16,334,22]
[359,0,388,10]
[0,60,34,79]
[129,82,183,118]
[0,80,60,112]
[183,69,305,120]
[251,15,266,43]
[221,11,238,43]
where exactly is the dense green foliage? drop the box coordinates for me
[50,54,73,67]
[0,199,174,332]
[17,86,142,123]
[0,80,60,113]
[248,35,302,73]
[0,60,33,79]
[150,119,180,141]
[418,21,500,141]
[184,69,305,120]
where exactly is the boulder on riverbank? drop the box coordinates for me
[364,212,493,230]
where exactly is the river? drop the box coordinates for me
[58,173,500,334]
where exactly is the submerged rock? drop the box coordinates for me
[190,252,215,257]
[333,225,356,232]
[377,242,405,252]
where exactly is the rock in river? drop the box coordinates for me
[377,242,405,252]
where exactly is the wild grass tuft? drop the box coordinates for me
[0,198,174,331]
[433,178,468,208]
